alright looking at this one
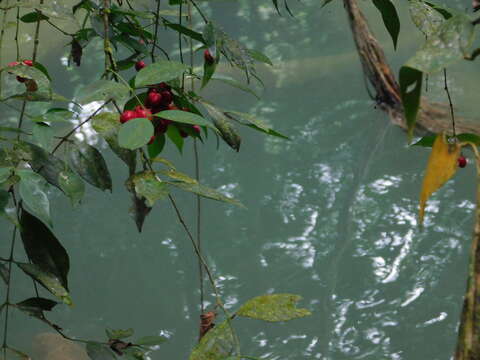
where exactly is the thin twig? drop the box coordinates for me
[151,0,161,63]
[443,68,456,138]
[189,0,208,24]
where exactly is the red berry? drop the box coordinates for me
[147,91,162,107]
[120,110,137,124]
[458,156,467,168]
[22,60,33,67]
[135,60,146,71]
[158,82,171,91]
[148,135,155,145]
[155,120,169,134]
[161,91,173,106]
[192,125,201,134]
[204,49,215,64]
[179,130,189,138]
[134,106,152,120]
[7,61,19,67]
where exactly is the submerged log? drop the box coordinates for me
[343,0,480,137]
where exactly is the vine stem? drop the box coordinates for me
[102,0,117,80]
[443,68,456,138]
[0,0,10,96]
[151,0,161,63]
[51,100,110,154]
[189,0,208,24]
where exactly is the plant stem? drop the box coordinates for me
[443,68,456,138]
[151,0,161,63]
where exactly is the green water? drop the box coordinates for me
[1,0,479,359]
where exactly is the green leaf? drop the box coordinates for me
[135,335,168,346]
[20,208,70,290]
[32,122,54,151]
[248,49,273,66]
[166,125,184,154]
[68,142,112,192]
[167,181,243,208]
[135,60,188,87]
[77,80,130,104]
[321,0,335,8]
[0,261,9,284]
[38,108,73,123]
[86,342,116,360]
[58,168,85,206]
[373,0,400,50]
[129,194,152,233]
[1,63,51,93]
[0,167,13,184]
[412,133,480,147]
[189,320,235,360]
[237,294,311,322]
[164,20,205,43]
[106,328,134,340]
[92,112,137,173]
[202,103,241,151]
[159,169,197,184]
[399,66,422,139]
[129,171,169,207]
[210,74,260,99]
[412,135,435,147]
[15,297,58,320]
[155,110,214,128]
[17,262,72,305]
[405,13,475,73]
[147,134,166,159]
[20,11,49,23]
[17,169,51,226]
[409,0,445,36]
[118,117,154,150]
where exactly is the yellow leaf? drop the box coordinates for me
[419,134,460,225]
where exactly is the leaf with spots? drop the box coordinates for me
[237,294,311,322]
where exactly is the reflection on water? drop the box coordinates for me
[0,0,479,359]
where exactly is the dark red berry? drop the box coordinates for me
[158,82,171,91]
[192,125,201,134]
[134,106,152,120]
[155,120,169,134]
[168,104,179,110]
[22,59,33,66]
[204,49,215,64]
[161,91,173,106]
[458,156,467,168]
[148,135,155,145]
[179,129,189,138]
[147,91,162,107]
[135,60,146,71]
[7,61,19,67]
[120,110,137,124]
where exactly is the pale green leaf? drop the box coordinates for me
[237,294,311,322]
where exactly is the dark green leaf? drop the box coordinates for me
[147,133,165,159]
[167,181,244,207]
[0,262,9,284]
[20,208,70,290]
[248,49,273,66]
[399,66,422,139]
[166,125,184,153]
[373,0,400,50]
[155,110,214,128]
[92,112,137,173]
[106,328,134,340]
[134,60,188,87]
[164,20,205,43]
[69,142,112,191]
[17,169,51,226]
[129,194,152,233]
[118,117,154,150]
[237,294,311,322]
[424,1,453,20]
[86,342,116,360]
[136,335,167,346]
[412,135,435,147]
[77,80,130,104]
[17,262,72,305]
[15,297,58,320]
[20,11,49,23]
[202,103,241,151]
[210,74,259,99]
[129,171,169,207]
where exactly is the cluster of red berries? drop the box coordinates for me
[118,61,201,145]
[7,59,33,82]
